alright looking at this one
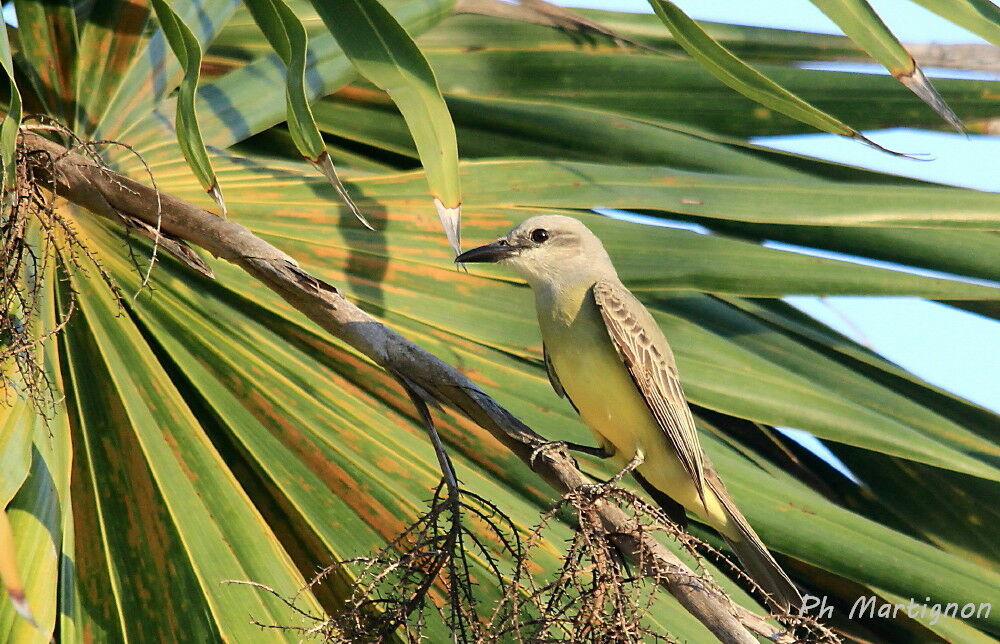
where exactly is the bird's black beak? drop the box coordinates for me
[454,239,517,264]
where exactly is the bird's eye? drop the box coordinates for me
[530,228,549,243]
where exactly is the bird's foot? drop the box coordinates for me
[530,440,570,468]
[567,442,614,459]
[530,440,612,468]
[574,481,608,500]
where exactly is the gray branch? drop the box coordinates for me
[25,131,791,644]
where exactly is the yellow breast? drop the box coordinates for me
[540,286,653,459]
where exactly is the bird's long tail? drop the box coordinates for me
[706,473,802,610]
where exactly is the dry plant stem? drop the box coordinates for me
[25,132,786,644]
[905,43,1000,73]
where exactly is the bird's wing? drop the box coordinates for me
[543,343,566,399]
[592,279,706,498]
[544,343,579,413]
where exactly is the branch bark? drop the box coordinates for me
[25,131,791,644]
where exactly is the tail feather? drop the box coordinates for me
[707,474,802,610]
[723,532,801,610]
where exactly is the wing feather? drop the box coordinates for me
[592,279,706,498]
[544,343,566,399]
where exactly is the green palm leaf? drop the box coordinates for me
[149,0,228,214]
[908,0,1000,46]
[73,1,153,134]
[307,0,463,253]
[0,22,22,196]
[4,2,999,641]
[12,0,78,122]
[808,0,962,130]
[647,0,909,152]
[244,0,372,228]
[415,31,1000,136]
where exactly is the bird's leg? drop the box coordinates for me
[577,449,645,499]
[605,449,645,487]
[529,440,613,467]
[565,442,615,459]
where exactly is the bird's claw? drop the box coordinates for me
[575,481,608,499]
[530,440,569,468]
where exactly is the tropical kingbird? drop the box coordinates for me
[455,215,801,608]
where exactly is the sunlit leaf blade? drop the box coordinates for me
[659,219,1000,285]
[211,2,316,61]
[87,0,239,142]
[73,0,153,133]
[642,293,997,478]
[875,587,998,643]
[149,0,226,214]
[563,9,863,59]
[0,405,33,633]
[228,4,858,65]
[808,1,913,73]
[416,35,1000,138]
[0,23,22,197]
[418,9,992,72]
[12,0,78,122]
[313,91,812,179]
[646,0,909,154]
[244,0,372,229]
[100,204,1000,637]
[307,0,463,252]
[721,297,999,445]
[3,461,58,643]
[0,402,32,506]
[60,252,323,641]
[808,0,963,132]
[115,0,452,167]
[0,266,70,643]
[234,125,396,171]
[563,7,997,80]
[0,509,35,630]
[312,85,979,190]
[348,159,1000,229]
[831,445,1000,565]
[132,31,354,156]
[908,0,1000,47]
[698,434,1000,634]
[195,8,1000,157]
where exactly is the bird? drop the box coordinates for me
[455,214,801,609]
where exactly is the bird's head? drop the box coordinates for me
[455,215,614,287]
